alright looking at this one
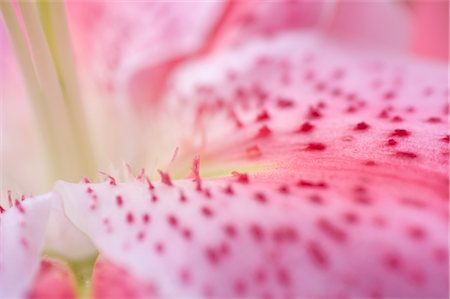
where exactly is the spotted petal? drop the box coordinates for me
[0,195,52,298]
[47,33,449,298]
[53,173,447,298]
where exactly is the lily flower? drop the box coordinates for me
[0,1,448,298]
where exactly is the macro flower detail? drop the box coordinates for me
[0,1,448,299]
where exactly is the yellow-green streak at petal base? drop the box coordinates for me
[36,1,97,180]
[44,251,98,299]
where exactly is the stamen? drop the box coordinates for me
[158,170,173,186]
[99,171,117,186]
[191,156,202,191]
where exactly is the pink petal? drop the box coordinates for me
[409,1,449,61]
[54,170,447,298]
[0,194,52,298]
[168,32,448,183]
[48,33,448,298]
[66,1,224,102]
[27,258,76,299]
[66,1,325,107]
[324,1,410,51]
[92,257,156,299]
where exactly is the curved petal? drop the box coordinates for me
[66,1,325,108]
[66,1,224,102]
[0,194,52,298]
[53,172,448,298]
[43,191,96,260]
[168,32,448,184]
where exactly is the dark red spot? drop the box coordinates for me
[278,185,289,194]
[296,122,315,133]
[390,129,411,137]
[309,194,324,205]
[182,228,192,240]
[346,105,357,113]
[254,269,267,284]
[386,139,397,146]
[383,91,396,100]
[378,109,390,119]
[233,280,247,295]
[331,87,342,97]
[354,122,370,131]
[272,226,299,243]
[305,143,327,151]
[315,82,327,92]
[223,184,234,195]
[179,268,191,285]
[406,106,416,113]
[343,212,359,225]
[223,224,237,238]
[426,117,441,123]
[205,248,220,265]
[179,192,187,203]
[317,218,347,242]
[115,195,123,207]
[297,180,327,189]
[203,188,211,198]
[346,92,356,101]
[250,224,265,242]
[307,106,322,119]
[145,176,155,190]
[364,160,376,166]
[167,214,178,228]
[246,145,262,159]
[142,213,150,224]
[155,243,165,254]
[126,212,134,224]
[151,193,158,202]
[277,98,294,108]
[255,110,270,122]
[232,171,249,184]
[434,247,448,263]
[137,231,145,241]
[391,115,403,122]
[308,241,329,268]
[276,268,291,287]
[201,206,214,218]
[440,135,449,143]
[395,151,418,159]
[355,196,372,205]
[254,192,267,204]
[354,185,367,193]
[384,254,402,270]
[255,125,272,138]
[407,226,426,240]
